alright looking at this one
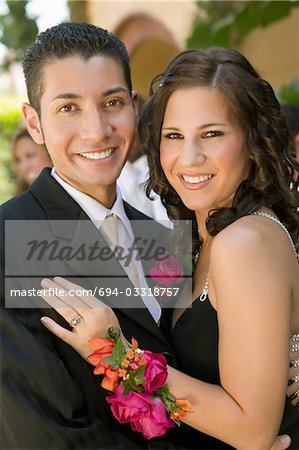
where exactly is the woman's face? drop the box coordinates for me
[160,87,250,216]
[13,136,52,186]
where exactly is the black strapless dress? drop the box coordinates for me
[168,296,299,449]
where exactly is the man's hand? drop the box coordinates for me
[270,435,291,450]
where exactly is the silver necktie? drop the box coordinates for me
[101,214,140,289]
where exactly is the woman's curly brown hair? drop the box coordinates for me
[138,48,299,252]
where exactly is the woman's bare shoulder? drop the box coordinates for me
[210,213,295,269]
[211,215,270,252]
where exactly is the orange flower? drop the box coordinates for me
[93,362,107,375]
[89,337,115,352]
[101,368,120,392]
[175,399,194,413]
[88,338,114,367]
[131,337,138,350]
[121,358,130,368]
[170,411,184,420]
[126,349,134,360]
[87,337,115,376]
[118,368,127,379]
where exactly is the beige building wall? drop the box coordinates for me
[87,1,298,95]
[87,1,197,98]
[238,7,299,92]
[87,1,196,49]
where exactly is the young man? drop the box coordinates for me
[0,23,291,450]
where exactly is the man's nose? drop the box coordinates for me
[79,110,113,141]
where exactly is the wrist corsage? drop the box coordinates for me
[88,327,193,440]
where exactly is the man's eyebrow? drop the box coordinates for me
[51,93,82,102]
[50,87,129,103]
[102,87,129,97]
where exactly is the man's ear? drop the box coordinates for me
[22,103,45,145]
[131,91,140,119]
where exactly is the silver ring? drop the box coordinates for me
[69,315,82,328]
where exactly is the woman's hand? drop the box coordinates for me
[39,277,121,359]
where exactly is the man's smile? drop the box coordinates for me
[79,148,114,160]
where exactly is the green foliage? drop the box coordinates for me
[0,109,23,138]
[0,0,38,70]
[122,365,145,395]
[187,0,299,48]
[155,384,175,413]
[0,108,22,204]
[103,338,126,369]
[279,80,299,106]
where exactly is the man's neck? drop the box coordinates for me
[52,168,116,208]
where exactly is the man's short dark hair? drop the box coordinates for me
[23,22,132,115]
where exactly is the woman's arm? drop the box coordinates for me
[165,220,290,449]
[39,217,292,449]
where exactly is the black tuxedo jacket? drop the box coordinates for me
[0,169,179,450]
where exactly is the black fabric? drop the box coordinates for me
[169,296,299,449]
[0,168,178,450]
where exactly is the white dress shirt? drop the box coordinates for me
[51,168,161,322]
[117,155,172,229]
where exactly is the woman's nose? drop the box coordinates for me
[179,139,206,167]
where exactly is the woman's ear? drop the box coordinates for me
[22,103,45,145]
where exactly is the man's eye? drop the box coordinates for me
[163,132,183,140]
[104,99,124,108]
[58,104,76,113]
[203,130,223,138]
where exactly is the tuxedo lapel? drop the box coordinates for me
[30,173,170,348]
[64,218,170,348]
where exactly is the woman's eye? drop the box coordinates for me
[58,104,76,113]
[163,132,183,140]
[203,130,223,138]
[27,152,37,159]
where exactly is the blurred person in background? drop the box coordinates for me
[281,104,299,221]
[118,95,171,226]
[281,104,299,163]
[11,127,52,193]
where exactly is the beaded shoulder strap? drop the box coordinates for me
[198,211,297,303]
[252,211,297,256]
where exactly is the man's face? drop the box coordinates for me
[23,55,137,207]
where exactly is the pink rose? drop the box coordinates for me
[107,386,174,439]
[107,385,153,424]
[142,351,168,393]
[131,397,175,439]
[149,254,184,286]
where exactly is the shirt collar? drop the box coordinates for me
[109,188,134,240]
[51,168,131,232]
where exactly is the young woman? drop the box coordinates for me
[11,127,52,192]
[40,48,299,448]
